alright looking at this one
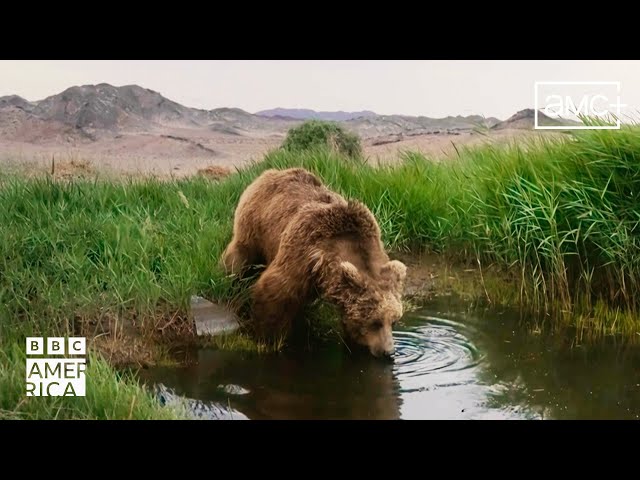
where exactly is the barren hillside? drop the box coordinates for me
[0,83,553,177]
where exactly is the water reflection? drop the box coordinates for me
[391,315,519,419]
[143,344,403,420]
[140,296,640,420]
[408,296,640,420]
[472,316,640,420]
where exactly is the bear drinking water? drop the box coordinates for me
[221,167,407,358]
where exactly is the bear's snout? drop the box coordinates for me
[381,345,395,358]
[369,334,395,359]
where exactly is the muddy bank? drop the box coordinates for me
[86,253,511,370]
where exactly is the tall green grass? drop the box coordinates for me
[258,127,640,337]
[2,129,640,338]
[0,170,256,341]
[0,170,262,419]
[0,345,182,419]
[1,125,639,418]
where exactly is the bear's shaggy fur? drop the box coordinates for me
[221,167,407,357]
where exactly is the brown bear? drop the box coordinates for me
[220,167,407,358]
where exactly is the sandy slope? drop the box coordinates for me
[0,127,556,178]
[362,129,553,164]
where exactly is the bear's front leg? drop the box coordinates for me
[250,263,306,344]
[220,240,257,276]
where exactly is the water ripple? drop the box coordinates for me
[392,317,484,393]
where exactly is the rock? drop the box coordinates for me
[190,295,241,336]
[155,383,248,420]
[218,384,250,395]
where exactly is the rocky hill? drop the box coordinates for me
[0,82,571,173]
[0,83,513,144]
[256,108,377,122]
[32,84,198,130]
[0,84,299,143]
[33,84,300,132]
[0,83,560,177]
[491,108,580,130]
[347,113,501,138]
[0,95,35,111]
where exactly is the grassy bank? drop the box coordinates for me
[1,125,639,418]
[0,346,182,419]
[258,127,640,341]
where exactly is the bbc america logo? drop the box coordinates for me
[26,337,87,397]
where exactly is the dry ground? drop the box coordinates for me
[0,127,557,178]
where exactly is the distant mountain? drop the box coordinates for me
[29,84,281,131]
[0,84,297,142]
[31,83,201,130]
[2,83,566,147]
[0,95,35,111]
[346,113,502,138]
[255,108,378,122]
[491,108,580,130]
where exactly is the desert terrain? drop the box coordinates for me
[0,83,561,178]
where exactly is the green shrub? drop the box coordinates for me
[282,120,362,158]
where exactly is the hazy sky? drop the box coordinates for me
[1,60,638,119]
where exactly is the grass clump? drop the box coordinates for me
[282,120,363,158]
[260,126,640,339]
[0,344,182,420]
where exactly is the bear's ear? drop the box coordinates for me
[340,261,364,289]
[381,260,407,289]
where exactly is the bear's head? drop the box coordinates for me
[334,259,407,358]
